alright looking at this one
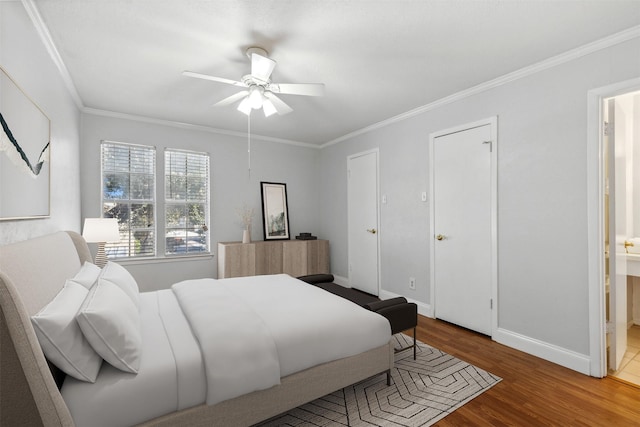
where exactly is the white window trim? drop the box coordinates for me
[163,147,211,257]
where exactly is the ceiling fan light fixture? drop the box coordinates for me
[237,97,252,115]
[184,45,324,118]
[263,99,277,117]
[248,86,264,109]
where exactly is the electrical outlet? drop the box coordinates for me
[409,277,416,290]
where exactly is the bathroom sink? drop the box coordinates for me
[627,254,640,277]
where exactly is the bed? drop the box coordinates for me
[0,231,394,426]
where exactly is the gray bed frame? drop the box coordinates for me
[0,231,394,426]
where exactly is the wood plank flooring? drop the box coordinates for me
[416,315,640,426]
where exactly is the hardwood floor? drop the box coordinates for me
[416,315,640,426]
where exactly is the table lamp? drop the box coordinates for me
[82,218,120,268]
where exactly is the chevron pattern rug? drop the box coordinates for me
[256,334,501,426]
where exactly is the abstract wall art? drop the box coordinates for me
[0,66,50,220]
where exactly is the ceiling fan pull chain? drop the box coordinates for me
[247,112,251,180]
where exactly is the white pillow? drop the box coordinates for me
[99,262,139,306]
[70,262,101,289]
[76,279,141,373]
[31,282,102,382]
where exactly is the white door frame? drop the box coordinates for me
[347,148,381,294]
[428,116,498,334]
[587,77,640,377]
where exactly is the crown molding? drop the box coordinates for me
[321,25,640,148]
[23,0,315,149]
[82,107,318,149]
[22,0,84,110]
[23,0,639,151]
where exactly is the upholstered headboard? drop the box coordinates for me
[0,231,91,427]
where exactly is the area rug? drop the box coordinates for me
[255,334,501,426]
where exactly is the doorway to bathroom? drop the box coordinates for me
[604,90,640,385]
[588,82,640,384]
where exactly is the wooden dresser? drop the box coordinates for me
[217,240,330,279]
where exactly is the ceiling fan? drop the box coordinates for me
[183,47,325,117]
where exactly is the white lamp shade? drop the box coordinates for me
[237,97,252,115]
[262,99,277,117]
[82,218,120,243]
[250,86,266,110]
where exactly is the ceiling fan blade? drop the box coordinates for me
[182,71,248,88]
[270,83,324,97]
[213,90,249,107]
[251,54,276,83]
[264,92,293,115]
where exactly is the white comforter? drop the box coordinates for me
[172,274,391,406]
[172,278,281,406]
[62,274,391,426]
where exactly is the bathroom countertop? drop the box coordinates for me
[627,253,640,277]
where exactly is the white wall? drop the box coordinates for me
[319,37,640,370]
[80,113,320,290]
[0,1,81,245]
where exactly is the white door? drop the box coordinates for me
[607,98,628,371]
[348,150,379,295]
[433,124,493,335]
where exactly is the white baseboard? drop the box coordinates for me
[333,275,349,287]
[493,328,591,375]
[335,274,593,375]
[379,289,433,318]
[331,276,433,317]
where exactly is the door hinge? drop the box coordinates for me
[348,169,351,178]
[604,121,610,137]
[490,299,493,309]
[483,140,492,152]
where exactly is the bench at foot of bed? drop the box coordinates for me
[298,274,417,360]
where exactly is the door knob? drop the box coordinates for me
[625,240,635,253]
[436,234,445,241]
[367,228,377,234]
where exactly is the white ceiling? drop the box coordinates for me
[32,0,640,146]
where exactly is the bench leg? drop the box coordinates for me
[386,370,391,386]
[413,327,416,360]
[393,328,418,359]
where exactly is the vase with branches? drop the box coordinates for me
[237,205,254,243]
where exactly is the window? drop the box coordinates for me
[101,141,156,258]
[164,149,210,255]
[100,143,210,259]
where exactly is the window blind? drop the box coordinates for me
[164,149,210,255]
[101,141,156,258]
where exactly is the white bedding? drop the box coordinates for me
[213,274,391,376]
[172,278,281,406]
[61,290,206,427]
[62,274,391,426]
[172,274,391,406]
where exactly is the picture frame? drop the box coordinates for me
[260,182,290,240]
[0,65,51,220]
